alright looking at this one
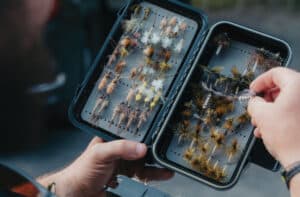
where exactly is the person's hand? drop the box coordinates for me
[247,67,300,168]
[39,138,173,197]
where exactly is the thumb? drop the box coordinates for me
[86,137,104,150]
[247,96,271,121]
[92,140,147,162]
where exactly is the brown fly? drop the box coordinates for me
[236,112,251,125]
[117,105,130,128]
[168,16,177,26]
[211,132,225,155]
[159,49,172,62]
[126,108,140,130]
[110,102,123,126]
[107,46,120,66]
[90,96,106,121]
[143,45,155,58]
[115,61,126,74]
[126,87,136,104]
[223,118,235,135]
[143,8,151,20]
[227,139,239,163]
[137,109,150,131]
[106,75,120,95]
[189,123,202,148]
[98,72,111,91]
[177,120,191,144]
[183,148,195,162]
[131,4,142,16]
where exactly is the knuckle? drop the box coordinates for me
[84,144,102,161]
[90,143,102,155]
[272,67,289,80]
[116,140,129,151]
[272,67,288,74]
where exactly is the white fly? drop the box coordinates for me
[151,32,161,45]
[123,17,139,33]
[141,27,153,44]
[151,79,164,91]
[162,37,173,48]
[175,38,184,53]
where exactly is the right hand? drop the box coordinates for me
[248,67,300,168]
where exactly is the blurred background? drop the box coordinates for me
[1,0,300,196]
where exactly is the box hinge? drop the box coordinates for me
[151,99,173,141]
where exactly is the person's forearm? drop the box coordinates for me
[291,173,300,197]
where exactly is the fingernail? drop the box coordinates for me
[136,143,147,156]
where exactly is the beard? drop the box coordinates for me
[0,10,57,153]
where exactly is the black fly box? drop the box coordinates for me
[69,0,206,143]
[69,0,292,189]
[152,21,292,189]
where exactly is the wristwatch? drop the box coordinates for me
[281,161,300,189]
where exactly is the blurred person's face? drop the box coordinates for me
[22,0,54,49]
[0,0,57,153]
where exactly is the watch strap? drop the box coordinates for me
[281,161,300,189]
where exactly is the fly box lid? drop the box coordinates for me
[69,0,208,143]
[68,0,292,190]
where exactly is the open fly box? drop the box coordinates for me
[69,0,292,190]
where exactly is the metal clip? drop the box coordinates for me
[237,89,256,106]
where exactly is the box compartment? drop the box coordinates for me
[152,21,292,189]
[68,0,208,143]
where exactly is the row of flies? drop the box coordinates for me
[88,5,190,133]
